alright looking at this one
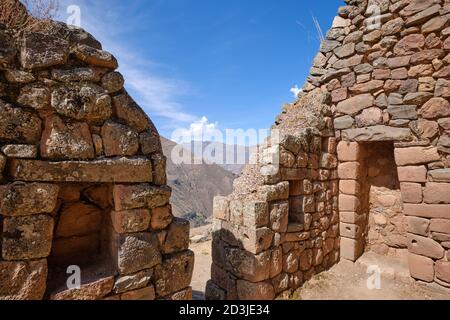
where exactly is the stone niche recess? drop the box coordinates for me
[207,0,450,300]
[0,5,193,300]
[338,141,406,260]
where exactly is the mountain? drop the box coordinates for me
[179,141,254,175]
[161,137,236,220]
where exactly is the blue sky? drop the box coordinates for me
[56,0,343,139]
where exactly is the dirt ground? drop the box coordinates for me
[190,240,212,300]
[190,224,214,299]
[190,232,450,300]
[297,257,450,300]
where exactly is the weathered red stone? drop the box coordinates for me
[40,115,95,160]
[397,166,427,183]
[408,253,434,282]
[154,250,194,297]
[336,94,374,115]
[2,215,54,260]
[113,233,162,275]
[407,217,430,236]
[113,184,171,211]
[407,234,444,259]
[400,183,423,204]
[101,121,139,156]
[73,44,118,69]
[236,280,275,300]
[21,32,69,69]
[111,209,151,234]
[112,92,152,133]
[338,162,361,180]
[10,158,153,183]
[163,218,190,254]
[423,183,450,204]
[0,101,42,144]
[435,261,450,284]
[340,237,364,261]
[0,259,48,300]
[419,97,450,119]
[394,34,425,55]
[404,204,450,219]
[56,202,102,237]
[394,147,441,166]
[430,219,450,234]
[121,286,155,300]
[50,276,114,300]
[150,205,173,230]
[0,182,59,216]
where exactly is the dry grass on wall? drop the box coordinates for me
[0,0,58,31]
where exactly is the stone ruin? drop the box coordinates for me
[2,0,450,301]
[0,3,193,300]
[206,0,450,300]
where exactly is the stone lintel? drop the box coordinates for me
[342,126,413,142]
[9,157,152,183]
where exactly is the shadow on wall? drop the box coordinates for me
[0,2,194,300]
[205,224,339,300]
[205,125,341,300]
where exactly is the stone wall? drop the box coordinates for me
[325,0,450,289]
[206,92,340,300]
[0,7,193,300]
[208,0,450,299]
[3,0,450,301]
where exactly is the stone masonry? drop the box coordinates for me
[0,3,193,300]
[207,0,450,299]
[206,91,340,300]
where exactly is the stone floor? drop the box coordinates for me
[297,252,450,300]
[190,233,450,300]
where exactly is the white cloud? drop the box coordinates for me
[175,117,220,142]
[311,15,325,42]
[122,67,196,123]
[290,85,302,98]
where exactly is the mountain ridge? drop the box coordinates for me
[161,137,236,219]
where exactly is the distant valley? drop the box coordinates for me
[161,137,242,224]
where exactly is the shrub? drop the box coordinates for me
[182,212,208,228]
[0,0,58,31]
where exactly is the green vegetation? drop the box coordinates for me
[182,212,207,228]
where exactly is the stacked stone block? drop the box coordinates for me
[207,123,340,299]
[337,141,367,261]
[305,0,450,289]
[208,0,450,298]
[0,11,193,300]
[397,146,450,287]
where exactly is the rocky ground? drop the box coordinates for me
[190,224,213,300]
[297,253,450,300]
[189,225,450,300]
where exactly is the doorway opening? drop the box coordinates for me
[362,142,406,259]
[339,141,406,262]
